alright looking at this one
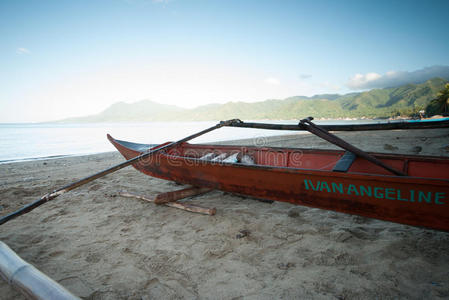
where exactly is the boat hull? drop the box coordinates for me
[108,135,449,231]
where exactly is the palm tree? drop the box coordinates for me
[426,83,449,116]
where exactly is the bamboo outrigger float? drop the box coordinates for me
[0,241,79,300]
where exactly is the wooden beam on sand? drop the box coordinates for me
[154,186,213,204]
[118,191,216,216]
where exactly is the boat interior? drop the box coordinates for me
[160,143,449,179]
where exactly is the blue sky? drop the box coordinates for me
[1,0,448,122]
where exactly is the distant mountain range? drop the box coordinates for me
[58,77,448,122]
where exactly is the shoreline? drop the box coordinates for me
[1,129,449,299]
[0,151,116,165]
[0,152,115,165]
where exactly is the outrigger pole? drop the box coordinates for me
[225,118,449,131]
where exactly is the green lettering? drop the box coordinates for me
[374,187,384,199]
[347,184,359,196]
[410,190,415,202]
[385,188,396,200]
[435,192,445,205]
[331,182,344,194]
[320,181,331,192]
[359,186,372,197]
[304,179,309,190]
[418,191,432,203]
[308,180,320,191]
[397,189,409,201]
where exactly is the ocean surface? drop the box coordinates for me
[0,120,385,163]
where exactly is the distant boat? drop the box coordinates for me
[405,116,449,123]
[108,118,449,231]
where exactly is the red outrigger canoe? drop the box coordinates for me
[108,120,449,231]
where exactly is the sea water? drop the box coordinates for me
[0,120,385,163]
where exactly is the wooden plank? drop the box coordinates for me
[154,186,213,204]
[118,191,216,216]
[333,151,356,172]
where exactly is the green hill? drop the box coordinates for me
[58,77,448,122]
[61,99,184,122]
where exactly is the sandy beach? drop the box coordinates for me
[1,129,449,299]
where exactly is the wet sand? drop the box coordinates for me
[1,129,449,299]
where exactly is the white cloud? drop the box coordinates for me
[347,65,449,90]
[264,77,280,85]
[16,47,30,55]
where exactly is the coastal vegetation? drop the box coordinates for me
[59,77,449,122]
[425,83,449,116]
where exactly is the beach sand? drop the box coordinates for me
[1,129,449,299]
